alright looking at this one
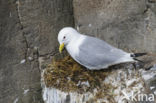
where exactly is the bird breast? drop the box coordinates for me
[66,35,86,58]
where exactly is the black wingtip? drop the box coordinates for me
[130,53,147,57]
[133,58,144,63]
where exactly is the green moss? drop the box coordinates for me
[43,55,114,93]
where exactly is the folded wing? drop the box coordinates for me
[75,36,133,69]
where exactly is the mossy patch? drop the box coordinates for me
[43,55,114,93]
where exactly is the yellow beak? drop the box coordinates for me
[59,43,64,53]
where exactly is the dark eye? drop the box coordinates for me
[63,36,66,39]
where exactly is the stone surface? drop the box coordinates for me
[0,0,74,103]
[18,0,74,55]
[73,0,156,52]
[42,64,155,103]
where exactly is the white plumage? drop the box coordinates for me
[58,27,135,70]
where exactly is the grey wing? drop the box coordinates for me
[75,36,128,69]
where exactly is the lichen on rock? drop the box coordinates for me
[42,55,152,103]
[43,55,114,93]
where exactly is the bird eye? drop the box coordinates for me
[63,36,66,39]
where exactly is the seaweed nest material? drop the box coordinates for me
[43,55,114,93]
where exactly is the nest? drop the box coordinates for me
[43,55,115,93]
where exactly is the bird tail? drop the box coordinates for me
[130,53,147,62]
[130,53,147,57]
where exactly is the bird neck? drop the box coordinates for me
[66,33,85,57]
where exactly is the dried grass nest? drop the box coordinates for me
[43,55,115,93]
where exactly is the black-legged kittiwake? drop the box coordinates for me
[58,27,146,70]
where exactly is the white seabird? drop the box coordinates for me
[58,27,144,70]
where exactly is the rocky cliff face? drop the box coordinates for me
[73,0,156,52]
[0,0,74,103]
[0,0,156,103]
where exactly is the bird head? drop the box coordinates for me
[58,27,78,53]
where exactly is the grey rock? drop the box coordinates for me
[73,0,156,52]
[0,0,74,103]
